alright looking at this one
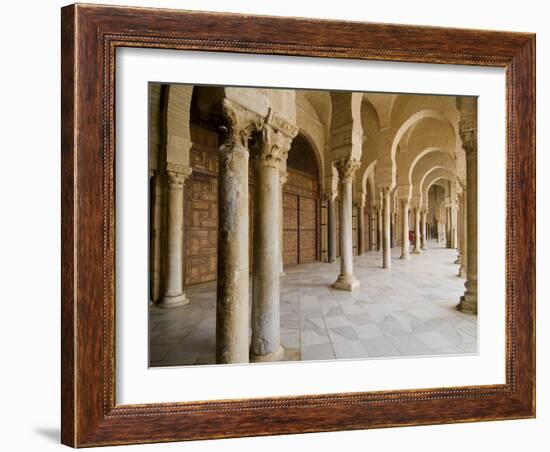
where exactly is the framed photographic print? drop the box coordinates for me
[61,3,536,447]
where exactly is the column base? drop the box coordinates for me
[157,292,189,308]
[250,344,285,363]
[412,249,422,255]
[457,294,477,314]
[333,274,360,291]
[400,254,410,260]
[421,245,428,250]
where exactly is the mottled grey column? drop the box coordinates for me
[377,207,383,252]
[279,170,288,275]
[150,171,163,304]
[459,190,467,277]
[400,198,410,260]
[451,206,458,249]
[327,191,337,263]
[420,208,428,250]
[158,168,192,308]
[446,206,452,248]
[357,201,365,255]
[382,188,392,268]
[216,99,260,364]
[457,98,478,314]
[250,119,296,362]
[412,205,422,254]
[333,157,361,290]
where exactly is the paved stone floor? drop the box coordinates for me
[149,242,477,367]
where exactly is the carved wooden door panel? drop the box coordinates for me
[298,196,317,264]
[352,205,358,256]
[283,193,298,267]
[184,171,218,285]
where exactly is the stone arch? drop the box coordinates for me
[411,150,457,204]
[422,168,456,209]
[295,94,327,192]
[361,159,377,204]
[289,130,323,184]
[390,109,455,176]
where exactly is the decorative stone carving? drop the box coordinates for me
[252,123,293,170]
[219,98,263,149]
[333,157,361,183]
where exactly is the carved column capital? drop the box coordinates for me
[253,109,299,170]
[459,120,478,157]
[323,190,337,202]
[254,124,293,169]
[164,166,192,190]
[219,98,263,148]
[334,157,361,183]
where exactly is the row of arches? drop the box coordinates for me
[148,83,478,364]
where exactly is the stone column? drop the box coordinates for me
[451,207,458,249]
[216,99,261,364]
[377,207,383,252]
[326,191,337,263]
[420,208,428,250]
[157,168,192,308]
[250,117,297,362]
[279,170,288,275]
[390,212,396,248]
[412,205,422,254]
[382,188,392,268]
[399,198,410,260]
[457,99,478,314]
[459,190,467,277]
[357,200,365,256]
[333,157,361,290]
[445,206,452,248]
[150,171,164,304]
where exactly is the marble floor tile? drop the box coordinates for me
[149,242,478,366]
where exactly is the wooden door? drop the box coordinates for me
[298,196,317,264]
[283,193,299,267]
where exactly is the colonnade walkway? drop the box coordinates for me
[149,241,477,367]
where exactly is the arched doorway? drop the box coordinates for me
[282,133,321,268]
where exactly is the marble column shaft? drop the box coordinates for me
[377,207,383,252]
[250,122,295,362]
[457,107,478,314]
[400,198,410,260]
[216,100,260,364]
[333,158,361,290]
[459,190,468,277]
[382,189,392,268]
[370,210,378,251]
[412,206,422,254]
[420,209,428,250]
[158,169,191,308]
[279,171,288,274]
[327,193,337,263]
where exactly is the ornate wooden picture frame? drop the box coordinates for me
[61,3,535,447]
